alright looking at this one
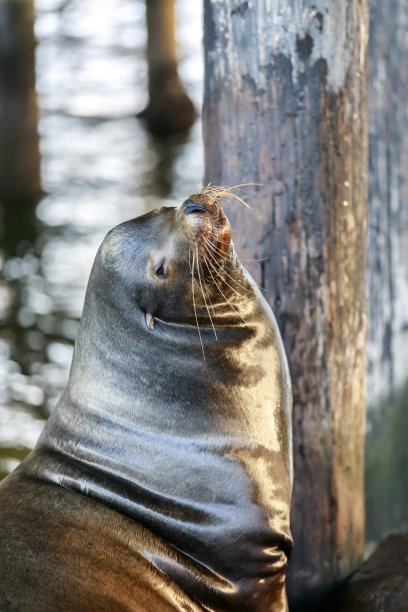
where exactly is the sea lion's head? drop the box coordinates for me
[96,188,252,333]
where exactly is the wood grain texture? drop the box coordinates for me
[203,1,369,608]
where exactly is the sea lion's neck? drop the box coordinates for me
[22,261,292,589]
[26,259,269,469]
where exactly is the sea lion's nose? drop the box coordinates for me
[182,199,208,215]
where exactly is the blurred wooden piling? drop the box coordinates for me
[138,0,196,135]
[0,0,42,210]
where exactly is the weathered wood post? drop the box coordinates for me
[0,0,41,210]
[138,0,196,134]
[203,1,369,608]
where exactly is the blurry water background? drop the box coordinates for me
[0,0,203,478]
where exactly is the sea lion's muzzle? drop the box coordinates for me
[180,194,232,258]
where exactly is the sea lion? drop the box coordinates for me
[0,188,293,611]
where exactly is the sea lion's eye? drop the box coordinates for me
[155,260,166,279]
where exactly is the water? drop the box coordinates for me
[0,0,203,478]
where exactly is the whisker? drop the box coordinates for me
[204,238,231,265]
[191,250,205,360]
[203,238,253,295]
[210,232,231,246]
[203,236,232,263]
[207,228,270,263]
[204,239,238,272]
[201,183,264,210]
[204,238,271,296]
[205,231,230,249]
[198,259,216,317]
[205,182,263,190]
[238,257,271,263]
[209,235,268,263]
[206,233,241,259]
[200,185,253,210]
[203,254,247,324]
[196,246,218,340]
[205,247,247,300]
